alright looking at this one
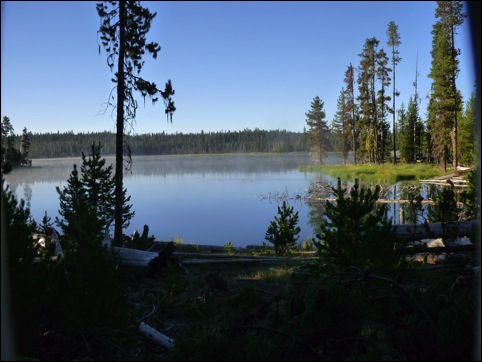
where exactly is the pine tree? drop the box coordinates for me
[1,178,60,354]
[397,102,407,159]
[435,1,466,169]
[305,96,330,164]
[332,88,350,164]
[376,47,392,162]
[428,1,466,170]
[399,96,418,163]
[458,92,476,166]
[265,201,301,256]
[314,178,401,273]
[21,127,32,166]
[56,142,134,250]
[386,21,401,163]
[97,1,175,245]
[2,178,39,274]
[344,63,358,164]
[427,22,453,171]
[1,116,18,170]
[357,37,379,163]
[54,142,133,356]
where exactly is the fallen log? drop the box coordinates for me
[114,247,159,267]
[174,251,316,259]
[182,257,316,265]
[113,220,480,268]
[113,246,316,268]
[394,219,480,243]
[400,244,475,255]
[139,322,174,350]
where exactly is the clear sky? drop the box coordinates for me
[1,1,477,136]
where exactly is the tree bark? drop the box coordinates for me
[114,2,126,246]
[392,44,397,164]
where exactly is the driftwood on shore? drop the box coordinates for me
[114,246,317,269]
[394,219,479,243]
[306,198,465,208]
[31,217,478,270]
[139,322,174,350]
[112,220,479,269]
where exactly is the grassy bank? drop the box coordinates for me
[299,162,447,185]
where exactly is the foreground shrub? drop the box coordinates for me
[164,260,477,361]
[265,201,301,256]
[314,178,404,274]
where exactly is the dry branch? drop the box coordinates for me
[139,322,174,350]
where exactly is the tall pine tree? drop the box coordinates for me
[427,22,454,171]
[428,1,465,170]
[305,96,330,165]
[357,37,379,163]
[97,1,175,245]
[458,92,476,166]
[399,96,418,163]
[386,21,401,163]
[332,88,350,164]
[376,47,392,162]
[344,63,358,165]
[435,1,466,169]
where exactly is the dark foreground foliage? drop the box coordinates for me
[163,263,478,361]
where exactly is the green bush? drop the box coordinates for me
[314,178,404,273]
[2,143,136,360]
[2,178,63,356]
[54,142,133,352]
[265,201,301,256]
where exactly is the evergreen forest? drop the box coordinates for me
[3,128,309,160]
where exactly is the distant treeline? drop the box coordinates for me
[22,128,309,158]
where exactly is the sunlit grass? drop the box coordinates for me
[299,162,446,185]
[171,235,184,244]
[237,266,292,282]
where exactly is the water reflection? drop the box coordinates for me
[301,178,461,241]
[4,153,454,247]
[3,153,327,247]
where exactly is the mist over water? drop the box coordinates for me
[3,153,444,247]
[4,153,343,247]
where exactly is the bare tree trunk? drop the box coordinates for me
[392,51,397,164]
[451,25,458,170]
[114,2,126,246]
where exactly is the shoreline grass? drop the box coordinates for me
[299,162,448,185]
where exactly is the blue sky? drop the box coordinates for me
[1,1,476,135]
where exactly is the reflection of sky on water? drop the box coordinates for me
[4,153,452,247]
[124,168,317,246]
[4,153,334,247]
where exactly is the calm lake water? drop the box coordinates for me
[4,153,346,248]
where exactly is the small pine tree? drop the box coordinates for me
[265,201,301,256]
[56,142,134,248]
[460,170,480,220]
[429,185,459,223]
[315,178,402,273]
[2,178,64,355]
[53,143,133,355]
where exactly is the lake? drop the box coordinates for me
[3,153,346,248]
